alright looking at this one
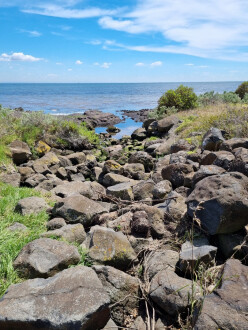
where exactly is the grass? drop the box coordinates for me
[0,183,53,296]
[175,103,248,147]
[0,106,100,167]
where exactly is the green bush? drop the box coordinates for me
[197,91,222,106]
[158,85,198,112]
[235,81,248,99]
[148,106,178,119]
[242,93,248,104]
[222,91,241,104]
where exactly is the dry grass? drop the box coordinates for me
[175,103,248,147]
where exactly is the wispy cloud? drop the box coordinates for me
[150,61,162,67]
[0,52,42,62]
[67,68,72,71]
[135,62,145,66]
[75,60,83,65]
[19,29,42,37]
[98,0,248,61]
[101,62,112,69]
[185,63,194,66]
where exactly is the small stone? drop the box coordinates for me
[46,218,66,230]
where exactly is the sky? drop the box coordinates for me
[0,0,248,83]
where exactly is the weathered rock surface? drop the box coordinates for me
[9,140,31,165]
[162,163,194,188]
[42,223,86,244]
[93,265,139,326]
[0,172,21,187]
[52,181,105,199]
[102,173,133,187]
[0,266,110,329]
[46,217,66,230]
[128,151,154,172]
[152,180,172,200]
[192,165,226,186]
[84,226,136,270]
[187,172,248,234]
[53,195,107,228]
[13,238,80,278]
[15,197,49,215]
[150,268,201,315]
[219,137,248,151]
[157,116,179,133]
[194,259,248,329]
[106,182,134,201]
[201,127,225,151]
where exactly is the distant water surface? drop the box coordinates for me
[0,82,242,137]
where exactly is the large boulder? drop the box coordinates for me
[33,152,60,168]
[149,268,201,316]
[219,137,248,151]
[162,163,194,188]
[131,127,147,141]
[15,197,49,215]
[157,115,179,133]
[93,265,139,326]
[0,172,21,187]
[201,127,225,151]
[9,140,31,165]
[106,182,134,201]
[132,180,155,201]
[102,173,134,187]
[157,191,187,223]
[128,151,154,172]
[194,259,248,329]
[0,266,110,329]
[53,195,107,228]
[13,238,80,278]
[42,223,86,244]
[84,226,136,270]
[187,172,248,234]
[192,165,226,186]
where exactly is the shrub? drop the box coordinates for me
[222,91,241,104]
[148,106,178,119]
[242,93,248,104]
[235,81,248,99]
[197,91,222,106]
[158,85,198,112]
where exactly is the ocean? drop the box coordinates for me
[0,82,242,138]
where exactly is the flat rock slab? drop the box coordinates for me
[52,181,105,199]
[42,223,86,244]
[0,266,110,330]
[15,197,49,215]
[194,259,248,329]
[13,238,80,278]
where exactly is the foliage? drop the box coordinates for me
[0,183,51,297]
[148,106,178,119]
[198,91,242,106]
[221,91,241,104]
[158,85,198,112]
[235,81,248,99]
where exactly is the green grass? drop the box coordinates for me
[0,183,52,297]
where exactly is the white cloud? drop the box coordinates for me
[98,0,248,61]
[93,62,100,66]
[56,62,63,65]
[68,68,72,71]
[19,29,42,37]
[101,62,112,69]
[135,62,145,66]
[0,52,42,62]
[75,60,83,65]
[150,61,162,67]
[88,40,102,45]
[185,63,194,66]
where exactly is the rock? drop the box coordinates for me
[8,222,28,232]
[157,191,187,223]
[69,172,85,182]
[152,180,172,200]
[15,197,49,215]
[102,160,123,174]
[171,139,194,153]
[0,266,110,329]
[93,265,139,326]
[194,259,248,329]
[179,240,217,274]
[106,126,120,134]
[121,109,151,122]
[128,151,154,172]
[157,115,179,133]
[131,127,147,141]
[46,217,66,230]
[58,155,72,167]
[13,238,80,278]
[122,163,146,180]
[187,172,248,234]
[0,172,21,187]
[103,319,118,329]
[154,137,176,156]
[66,152,86,165]
[82,109,121,127]
[53,195,107,228]
[131,211,150,236]
[102,173,134,187]
[25,173,46,187]
[192,165,226,186]
[85,226,136,270]
[56,167,67,179]
[9,140,31,165]
[52,181,105,199]
[212,150,235,170]
[149,268,201,316]
[33,162,51,175]
[229,147,248,177]
[35,140,51,155]
[201,127,224,151]
[35,176,63,192]
[220,137,248,151]
[42,223,86,244]
[169,150,187,164]
[33,152,60,168]
[108,211,133,234]
[18,167,35,182]
[218,229,247,259]
[132,180,155,201]
[162,163,194,188]
[106,182,134,201]
[145,249,179,280]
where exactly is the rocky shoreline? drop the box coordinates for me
[0,109,248,329]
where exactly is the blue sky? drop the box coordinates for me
[0,0,248,83]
